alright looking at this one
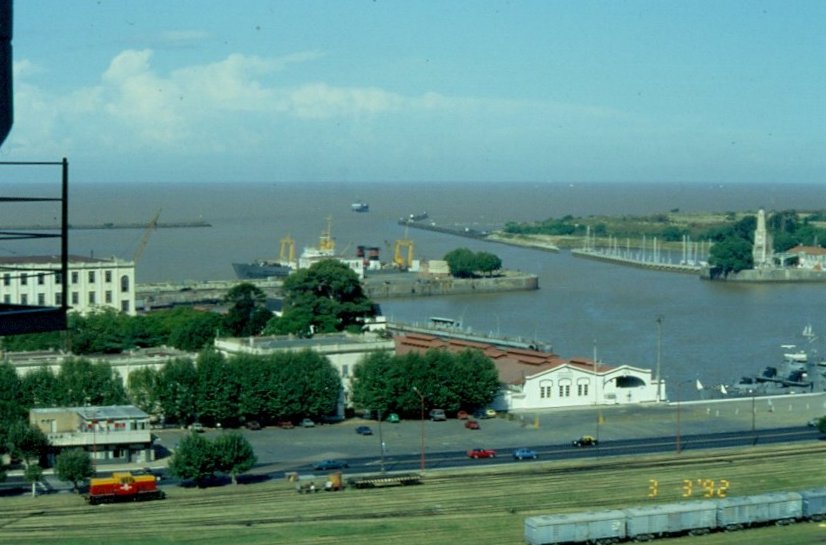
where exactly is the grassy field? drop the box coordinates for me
[2,444,825,545]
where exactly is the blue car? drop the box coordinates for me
[512,447,537,460]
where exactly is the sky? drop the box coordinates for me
[3,0,825,184]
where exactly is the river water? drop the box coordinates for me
[4,180,826,399]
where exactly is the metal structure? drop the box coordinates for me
[132,208,161,263]
[0,159,69,335]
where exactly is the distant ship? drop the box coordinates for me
[351,201,369,212]
[401,212,428,222]
[232,260,293,280]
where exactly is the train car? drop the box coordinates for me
[86,471,165,505]
[623,500,717,540]
[715,492,802,531]
[524,510,626,545]
[800,488,826,521]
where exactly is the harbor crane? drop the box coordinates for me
[394,225,414,269]
[133,209,161,263]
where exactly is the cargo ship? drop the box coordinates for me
[232,260,293,280]
[351,201,369,212]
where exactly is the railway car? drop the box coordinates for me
[623,500,717,540]
[800,488,826,521]
[86,471,165,505]
[715,492,802,530]
[524,510,626,545]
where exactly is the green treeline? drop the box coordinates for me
[504,209,826,249]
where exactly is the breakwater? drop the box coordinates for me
[0,221,211,230]
[571,248,703,274]
[701,267,826,283]
[363,270,539,299]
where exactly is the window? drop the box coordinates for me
[88,271,95,283]
[104,290,112,303]
[55,293,63,306]
[341,364,349,377]
[20,294,27,305]
[3,294,9,304]
[20,273,27,286]
[577,381,590,397]
[121,300,130,313]
[105,270,112,282]
[55,272,62,284]
[120,275,130,293]
[539,381,553,399]
[37,273,45,285]
[37,293,45,305]
[71,292,79,305]
[71,272,78,284]
[2,273,9,286]
[88,291,96,304]
[558,382,571,397]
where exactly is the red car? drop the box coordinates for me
[457,410,470,420]
[467,448,496,459]
[465,420,480,430]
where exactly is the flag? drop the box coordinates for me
[695,379,704,391]
[719,384,728,395]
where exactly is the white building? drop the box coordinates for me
[0,255,136,316]
[394,334,663,412]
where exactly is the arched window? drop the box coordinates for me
[539,380,553,399]
[120,275,130,293]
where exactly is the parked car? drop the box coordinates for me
[355,425,373,435]
[474,408,497,419]
[512,447,538,460]
[429,408,446,421]
[572,435,598,447]
[386,413,400,423]
[278,420,295,429]
[300,418,316,428]
[456,410,469,420]
[190,422,204,433]
[245,420,262,430]
[467,448,496,459]
[465,419,480,430]
[313,459,348,471]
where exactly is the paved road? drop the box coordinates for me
[152,392,826,475]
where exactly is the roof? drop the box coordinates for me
[0,255,118,265]
[786,245,826,256]
[30,405,149,420]
[393,334,613,386]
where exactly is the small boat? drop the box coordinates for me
[351,201,369,213]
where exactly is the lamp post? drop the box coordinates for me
[656,316,664,403]
[377,408,385,473]
[413,387,426,472]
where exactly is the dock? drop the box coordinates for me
[571,248,703,274]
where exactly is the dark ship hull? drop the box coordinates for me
[232,261,292,279]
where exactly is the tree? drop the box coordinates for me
[475,251,502,277]
[168,432,216,487]
[156,357,199,425]
[167,309,222,351]
[24,463,43,498]
[195,350,238,427]
[5,421,48,465]
[127,367,160,416]
[20,366,60,408]
[54,448,94,493]
[268,260,375,336]
[213,432,257,485]
[708,236,754,276]
[222,283,272,337]
[56,358,127,407]
[444,248,477,278]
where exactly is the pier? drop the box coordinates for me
[571,248,703,274]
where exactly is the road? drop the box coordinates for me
[3,393,823,494]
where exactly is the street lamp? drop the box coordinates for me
[377,408,385,473]
[656,316,664,403]
[413,387,426,472]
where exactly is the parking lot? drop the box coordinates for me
[151,392,826,474]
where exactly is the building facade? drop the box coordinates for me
[0,255,136,316]
[30,405,154,466]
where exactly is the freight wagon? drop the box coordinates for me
[525,487,826,545]
[85,472,165,505]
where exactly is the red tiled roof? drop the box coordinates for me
[392,334,613,386]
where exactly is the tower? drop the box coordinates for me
[752,209,774,268]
